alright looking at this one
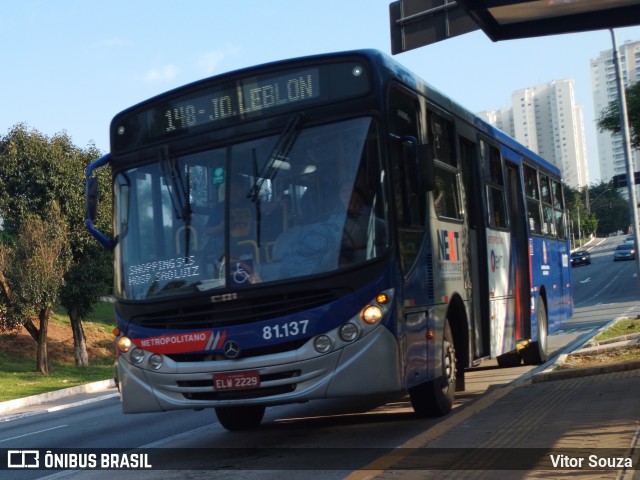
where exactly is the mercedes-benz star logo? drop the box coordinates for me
[223,340,240,359]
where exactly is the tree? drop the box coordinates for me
[0,206,69,374]
[589,182,628,236]
[596,81,640,149]
[563,184,595,241]
[0,124,113,370]
[565,181,629,239]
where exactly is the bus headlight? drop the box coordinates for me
[314,335,332,353]
[148,354,163,370]
[117,336,132,353]
[361,305,383,324]
[129,347,144,365]
[339,322,359,342]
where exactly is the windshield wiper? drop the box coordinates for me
[159,146,192,260]
[247,112,304,246]
[248,112,304,203]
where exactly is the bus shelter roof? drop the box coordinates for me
[458,0,640,41]
[390,0,640,53]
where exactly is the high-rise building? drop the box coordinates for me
[478,79,589,189]
[590,40,640,185]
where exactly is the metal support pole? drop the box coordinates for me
[610,29,640,292]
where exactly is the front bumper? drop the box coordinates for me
[117,325,402,413]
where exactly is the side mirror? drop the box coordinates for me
[85,154,115,250]
[401,136,434,192]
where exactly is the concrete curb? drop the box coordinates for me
[0,379,115,415]
[532,316,640,383]
[584,331,640,347]
[532,358,640,383]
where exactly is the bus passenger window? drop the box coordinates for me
[429,110,461,220]
[434,166,460,219]
[524,165,539,200]
[540,174,554,237]
[481,141,507,229]
[488,186,507,228]
[551,180,565,239]
[543,205,555,236]
[524,164,542,234]
[540,175,551,204]
[527,199,542,234]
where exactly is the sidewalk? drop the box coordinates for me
[347,334,640,480]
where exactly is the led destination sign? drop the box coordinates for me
[162,69,320,132]
[112,61,370,153]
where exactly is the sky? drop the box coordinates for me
[2,1,640,183]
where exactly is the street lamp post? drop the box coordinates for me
[610,28,640,293]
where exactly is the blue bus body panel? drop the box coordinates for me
[118,270,395,357]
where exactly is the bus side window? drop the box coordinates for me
[481,141,507,229]
[429,110,461,220]
[551,179,565,239]
[524,164,542,234]
[433,167,460,219]
[540,174,555,237]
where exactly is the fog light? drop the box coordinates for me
[314,335,332,353]
[339,322,359,342]
[148,354,163,370]
[117,336,132,353]
[362,305,383,324]
[130,348,144,364]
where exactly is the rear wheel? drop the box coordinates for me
[409,319,456,417]
[215,405,266,431]
[522,297,548,365]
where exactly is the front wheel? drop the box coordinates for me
[409,319,456,417]
[215,405,266,431]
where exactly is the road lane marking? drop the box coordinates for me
[0,393,119,423]
[0,424,67,443]
[139,424,215,448]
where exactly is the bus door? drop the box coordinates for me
[481,141,514,356]
[387,84,430,387]
[459,136,490,359]
[505,161,531,342]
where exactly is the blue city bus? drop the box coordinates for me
[86,49,572,430]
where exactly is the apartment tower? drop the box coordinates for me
[479,79,589,189]
[590,40,640,185]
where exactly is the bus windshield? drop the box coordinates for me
[115,117,388,300]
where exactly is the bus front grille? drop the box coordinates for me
[130,289,348,329]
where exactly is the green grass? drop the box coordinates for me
[0,356,113,402]
[0,302,116,403]
[593,318,640,342]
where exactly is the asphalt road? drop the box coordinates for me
[571,235,640,308]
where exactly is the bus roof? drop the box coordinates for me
[114,48,561,179]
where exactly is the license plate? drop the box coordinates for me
[213,371,260,391]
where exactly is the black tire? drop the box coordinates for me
[409,320,456,417]
[215,405,266,431]
[522,297,548,365]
